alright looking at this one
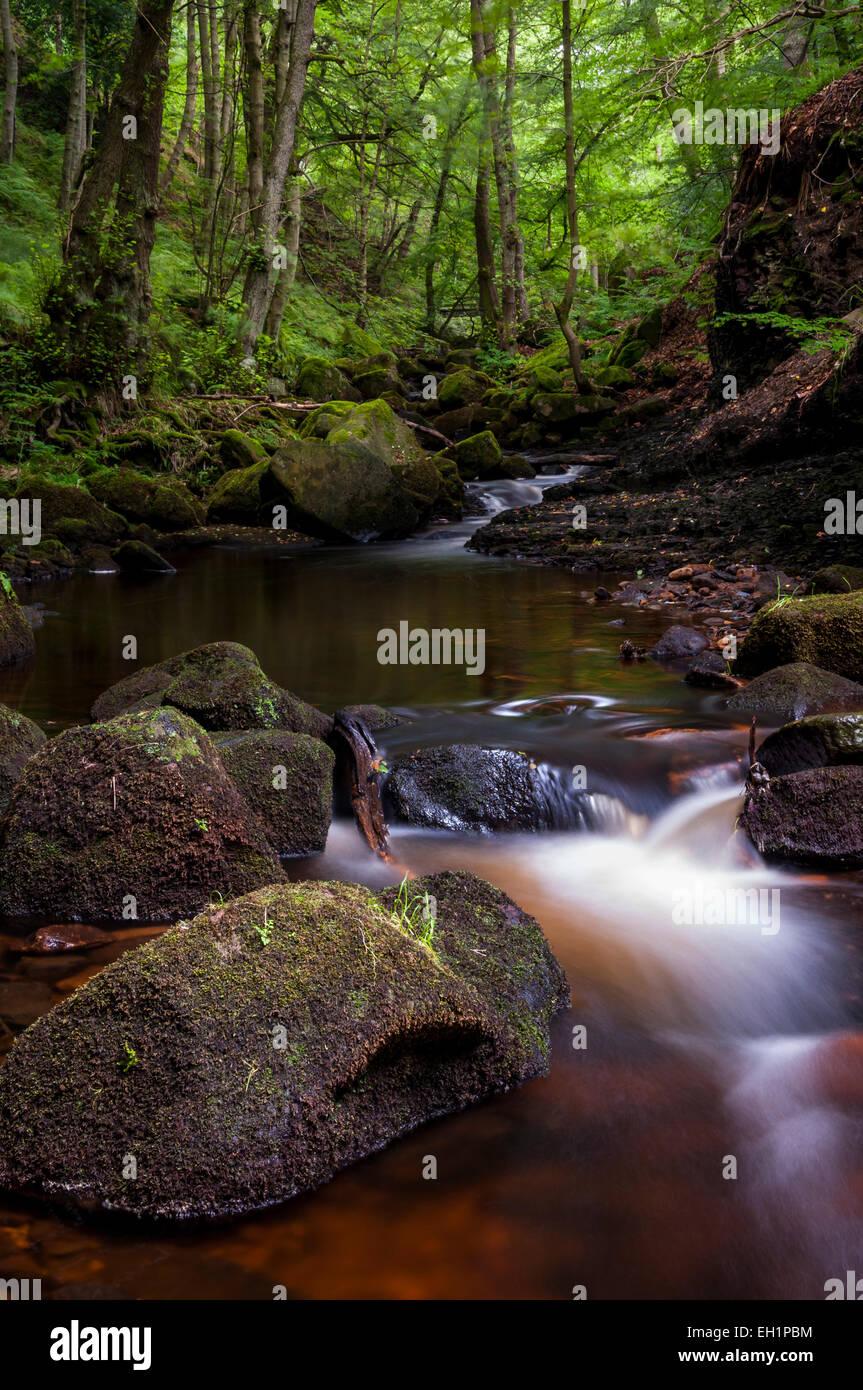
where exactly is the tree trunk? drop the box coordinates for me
[241,0,317,354]
[59,0,88,209]
[1,0,18,166]
[262,161,301,341]
[555,0,590,394]
[639,0,701,183]
[424,88,469,332]
[49,0,175,371]
[504,4,528,321]
[161,2,199,193]
[469,0,500,335]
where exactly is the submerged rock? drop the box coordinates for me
[735,592,863,682]
[740,765,863,868]
[648,624,709,662]
[725,661,863,722]
[111,540,177,574]
[17,924,115,955]
[0,873,569,1218]
[90,642,331,738]
[0,702,45,813]
[212,729,334,855]
[385,744,588,833]
[0,707,284,922]
[0,579,36,667]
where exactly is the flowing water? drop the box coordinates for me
[1,466,862,1300]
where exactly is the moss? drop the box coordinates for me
[438,368,495,408]
[0,580,35,666]
[206,460,269,524]
[0,700,46,814]
[736,592,863,682]
[0,872,568,1218]
[13,480,125,549]
[212,729,335,855]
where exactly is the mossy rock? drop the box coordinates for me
[267,401,422,542]
[219,430,269,471]
[614,395,670,424]
[450,430,502,480]
[532,392,615,424]
[296,357,361,404]
[636,306,663,347]
[757,713,863,777]
[89,469,204,532]
[392,454,442,511]
[90,642,331,738]
[386,745,580,833]
[0,707,284,922]
[438,368,494,409]
[25,537,76,569]
[591,364,634,390]
[0,873,568,1217]
[0,702,45,815]
[609,336,648,368]
[810,565,863,594]
[341,703,406,732]
[206,460,269,524]
[735,593,863,683]
[354,365,403,399]
[434,457,465,516]
[740,765,863,868]
[528,365,564,391]
[500,455,537,480]
[212,729,334,855]
[0,578,36,667]
[111,541,176,574]
[726,662,863,722]
[13,481,125,549]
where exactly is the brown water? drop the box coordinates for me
[2,476,863,1300]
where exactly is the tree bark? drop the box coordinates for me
[1,0,18,166]
[241,0,317,354]
[50,0,175,369]
[555,0,590,394]
[161,1,199,193]
[59,0,88,208]
[469,0,500,335]
[262,160,301,341]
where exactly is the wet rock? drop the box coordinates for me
[648,625,709,662]
[206,459,269,524]
[736,592,863,682]
[740,765,863,868]
[756,713,863,778]
[341,704,406,732]
[18,924,115,955]
[14,481,125,549]
[90,641,331,738]
[82,547,121,574]
[111,541,177,574]
[0,707,284,922]
[0,578,36,666]
[500,455,536,480]
[810,564,863,594]
[212,729,334,856]
[0,703,45,814]
[0,873,569,1218]
[385,745,586,833]
[725,662,863,722]
[684,650,738,690]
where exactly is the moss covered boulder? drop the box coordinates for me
[90,642,331,738]
[212,730,334,855]
[0,873,568,1217]
[725,662,863,722]
[740,766,863,868]
[438,368,494,409]
[810,564,863,594]
[297,356,361,403]
[0,708,283,922]
[0,578,36,666]
[264,400,423,542]
[736,593,863,682]
[219,429,269,471]
[450,430,502,480]
[385,745,582,833]
[88,469,204,532]
[206,460,269,524]
[14,481,125,549]
[0,703,46,814]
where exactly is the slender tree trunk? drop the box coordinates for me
[50,0,175,368]
[59,0,88,208]
[1,0,18,166]
[469,0,500,335]
[197,0,218,185]
[241,0,317,353]
[504,4,527,321]
[639,0,701,183]
[555,0,590,394]
[424,89,469,332]
[161,2,199,193]
[262,160,301,340]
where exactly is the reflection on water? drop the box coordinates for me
[1,480,862,1299]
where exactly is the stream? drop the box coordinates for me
[1,464,862,1300]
